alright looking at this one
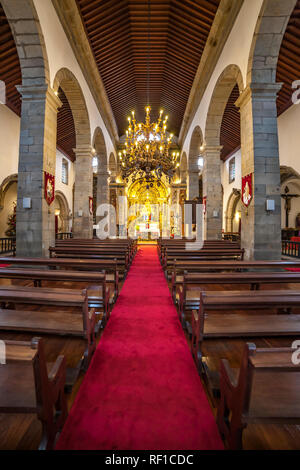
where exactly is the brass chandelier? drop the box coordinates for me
[119,106,179,187]
[118,0,179,189]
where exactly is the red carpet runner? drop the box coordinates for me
[56,246,223,450]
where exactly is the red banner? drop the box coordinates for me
[89,196,94,216]
[202,196,207,215]
[44,171,55,206]
[242,173,253,208]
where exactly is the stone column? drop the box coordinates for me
[202,146,223,240]
[94,166,110,236]
[73,147,94,239]
[188,170,200,200]
[97,166,109,207]
[16,85,61,257]
[236,83,282,260]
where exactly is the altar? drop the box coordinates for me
[135,222,160,240]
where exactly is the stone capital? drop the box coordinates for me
[204,145,223,155]
[73,146,94,159]
[236,82,283,109]
[17,84,62,110]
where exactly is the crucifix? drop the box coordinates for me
[281,186,300,228]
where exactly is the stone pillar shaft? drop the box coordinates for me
[16,84,61,257]
[97,167,109,207]
[188,171,199,200]
[73,147,93,239]
[236,83,282,260]
[203,146,223,240]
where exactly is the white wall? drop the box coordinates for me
[278,103,300,175]
[221,149,242,229]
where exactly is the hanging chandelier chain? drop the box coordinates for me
[118,0,180,188]
[147,0,151,106]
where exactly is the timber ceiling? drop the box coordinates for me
[220,84,240,161]
[57,87,76,162]
[76,0,220,136]
[0,3,21,115]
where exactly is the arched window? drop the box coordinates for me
[61,158,69,185]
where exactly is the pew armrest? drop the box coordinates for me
[48,355,66,386]
[115,271,119,298]
[220,359,238,392]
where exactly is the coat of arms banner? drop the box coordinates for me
[202,196,207,215]
[242,173,253,208]
[44,171,55,206]
[89,196,94,216]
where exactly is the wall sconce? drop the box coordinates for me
[23,198,31,209]
[266,200,275,212]
[235,211,241,223]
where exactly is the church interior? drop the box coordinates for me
[1,0,300,452]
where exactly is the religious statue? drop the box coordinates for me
[243,181,251,207]
[281,186,300,228]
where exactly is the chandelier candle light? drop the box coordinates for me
[119,106,179,188]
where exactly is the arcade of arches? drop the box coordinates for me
[2,0,300,452]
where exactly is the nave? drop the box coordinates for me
[2,0,300,454]
[56,246,222,450]
[1,240,300,451]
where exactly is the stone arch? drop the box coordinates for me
[247,0,297,85]
[187,126,203,200]
[0,174,18,211]
[205,64,244,147]
[53,69,92,238]
[0,174,18,237]
[180,152,188,183]
[92,127,109,211]
[54,190,71,233]
[280,166,300,231]
[1,0,50,87]
[108,152,117,182]
[188,126,203,171]
[93,127,107,168]
[225,189,241,232]
[53,68,91,149]
[280,166,300,185]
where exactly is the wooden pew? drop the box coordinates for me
[171,260,300,299]
[56,238,137,260]
[158,240,240,264]
[163,248,245,275]
[217,343,300,449]
[0,256,120,291]
[190,290,300,369]
[0,286,96,376]
[0,267,113,313]
[55,240,136,264]
[0,337,67,450]
[49,246,130,274]
[176,271,300,321]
